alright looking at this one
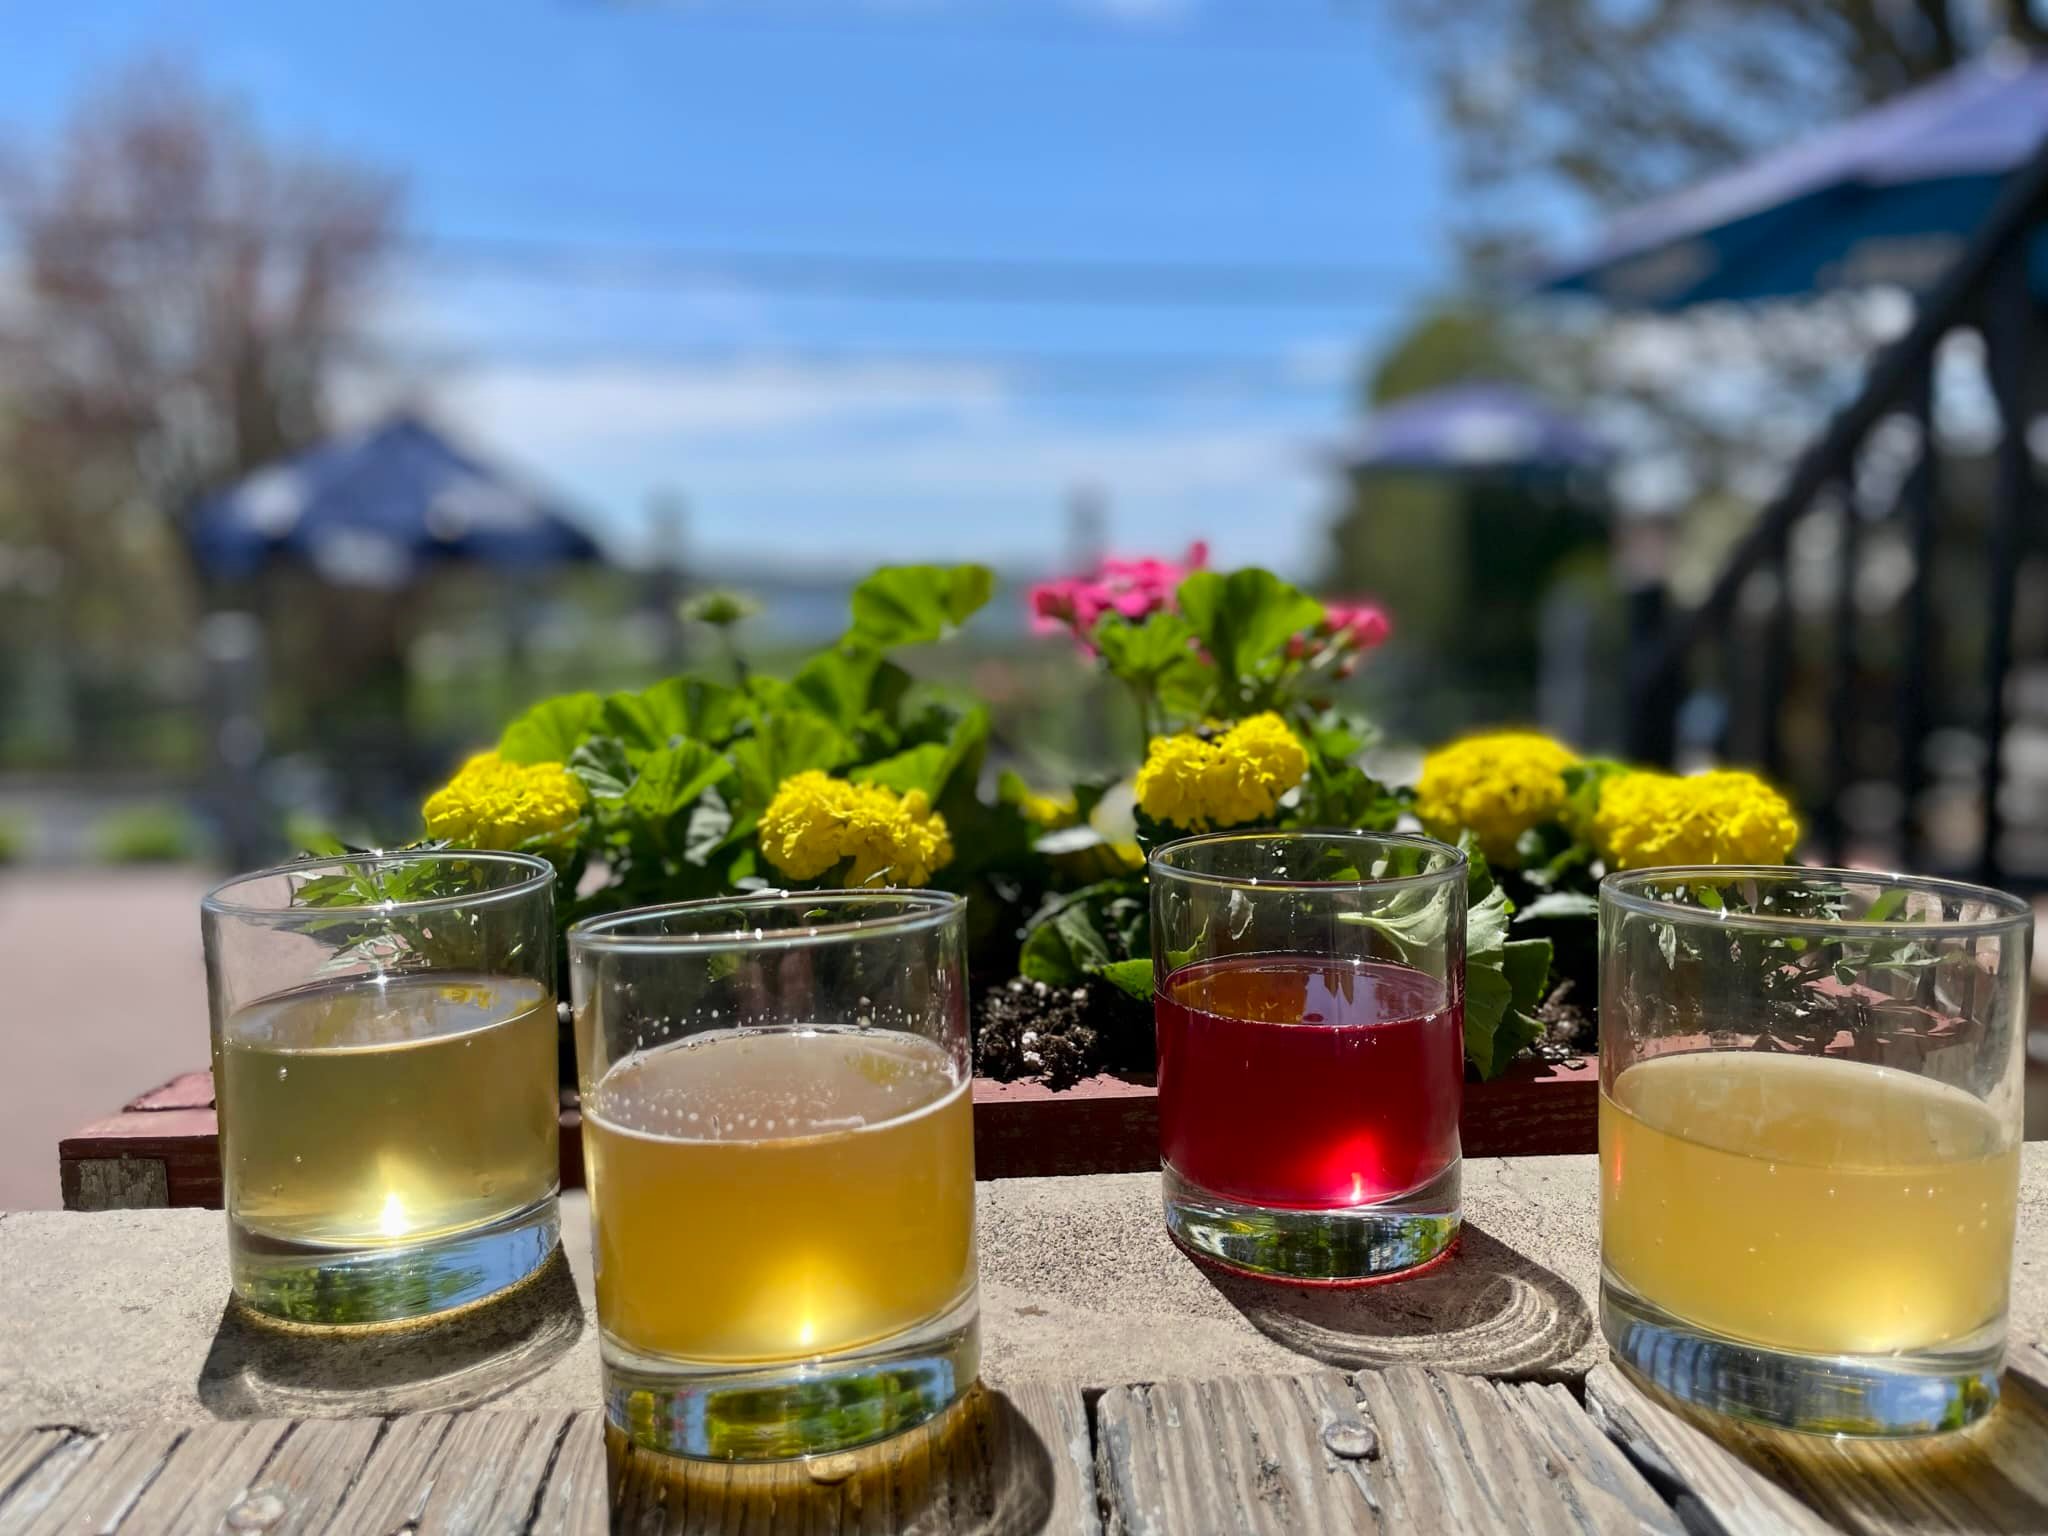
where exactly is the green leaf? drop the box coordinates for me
[1018,880,1137,986]
[1501,936,1554,1008]
[845,564,996,649]
[730,712,856,810]
[498,693,603,764]
[1513,891,1600,924]
[1092,958,1155,1002]
[623,740,733,822]
[855,742,950,798]
[1462,960,1517,1077]
[1175,568,1323,686]
[603,676,743,755]
[854,704,988,804]
[790,647,883,730]
[569,736,633,801]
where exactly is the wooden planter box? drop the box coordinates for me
[57,1055,1600,1211]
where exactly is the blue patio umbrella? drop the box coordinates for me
[1538,48,2048,309]
[190,413,603,588]
[1333,383,1608,477]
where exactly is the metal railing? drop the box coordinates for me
[1625,134,2048,886]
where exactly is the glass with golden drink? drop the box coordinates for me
[568,891,977,1461]
[203,851,561,1325]
[1599,866,2028,1435]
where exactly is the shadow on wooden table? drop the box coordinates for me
[1202,1222,1594,1378]
[194,1245,585,1418]
[607,1383,1059,1534]
[1588,1345,2048,1535]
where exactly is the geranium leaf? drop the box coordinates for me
[790,646,882,729]
[1091,958,1155,1002]
[1514,891,1600,923]
[623,740,732,823]
[499,692,603,764]
[845,564,996,649]
[569,736,633,802]
[603,675,743,755]
[1176,568,1323,686]
[730,712,856,810]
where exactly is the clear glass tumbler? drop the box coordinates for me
[1149,830,1467,1282]
[568,891,979,1461]
[202,850,561,1325]
[1600,866,2030,1435]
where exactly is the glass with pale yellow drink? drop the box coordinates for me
[569,891,978,1461]
[203,852,561,1325]
[1599,867,2028,1436]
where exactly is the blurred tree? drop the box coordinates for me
[1387,0,2042,263]
[0,61,398,759]
[1328,303,1611,738]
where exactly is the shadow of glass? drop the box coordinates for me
[606,1383,1058,1535]
[1204,1222,1594,1377]
[197,1246,584,1418]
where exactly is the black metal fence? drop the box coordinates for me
[1626,134,2048,888]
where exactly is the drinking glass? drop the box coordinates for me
[568,891,978,1461]
[1149,830,1466,1282]
[202,851,561,1325]
[1600,866,2030,1435]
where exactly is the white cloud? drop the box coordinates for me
[344,347,1334,572]
[419,356,1012,445]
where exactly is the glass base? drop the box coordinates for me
[1162,1160,1461,1283]
[230,1192,561,1327]
[1601,1270,2003,1437]
[603,1290,980,1462]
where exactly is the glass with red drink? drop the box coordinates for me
[1150,831,1466,1281]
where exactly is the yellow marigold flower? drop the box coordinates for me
[1591,768,1801,871]
[422,751,585,851]
[1017,789,1078,830]
[1134,712,1309,831]
[759,769,955,887]
[1415,731,1579,867]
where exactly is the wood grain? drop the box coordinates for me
[1094,1365,1680,1536]
[1588,1353,2048,1536]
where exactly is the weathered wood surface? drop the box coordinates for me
[11,1357,2048,1534]
[1585,1349,2048,1536]
[1094,1365,1681,1535]
[0,1381,1097,1535]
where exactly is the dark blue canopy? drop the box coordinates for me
[1334,383,1608,476]
[1538,49,2048,309]
[190,414,602,587]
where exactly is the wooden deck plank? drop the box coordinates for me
[318,1413,456,1534]
[16,1423,186,1536]
[1589,1354,2048,1536]
[1582,1364,1844,1536]
[0,1428,101,1530]
[1095,1367,1683,1536]
[1498,1378,1684,1535]
[526,1412,609,1536]
[417,1410,579,1536]
[115,1419,293,1531]
[235,1417,383,1536]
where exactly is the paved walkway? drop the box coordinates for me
[0,868,216,1209]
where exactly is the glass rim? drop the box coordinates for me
[567,888,966,953]
[1600,863,2033,938]
[201,849,556,922]
[1148,828,1466,894]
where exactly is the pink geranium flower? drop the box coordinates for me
[1028,541,1209,648]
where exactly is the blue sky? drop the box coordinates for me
[3,0,1466,577]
